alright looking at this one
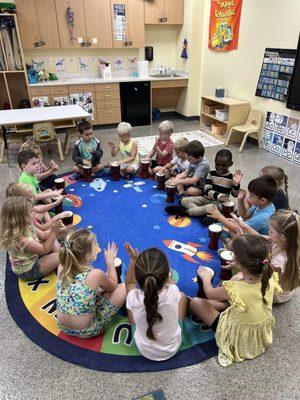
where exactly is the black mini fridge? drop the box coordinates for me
[120,81,151,126]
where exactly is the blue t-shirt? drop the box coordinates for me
[246,203,275,235]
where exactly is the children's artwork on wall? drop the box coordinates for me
[113,56,125,70]
[255,49,296,102]
[261,111,300,165]
[208,0,243,51]
[54,57,67,72]
[113,4,126,41]
[52,96,70,107]
[128,56,138,71]
[78,57,89,72]
[32,57,50,72]
[69,92,94,120]
[32,96,50,108]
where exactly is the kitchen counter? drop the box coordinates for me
[29,73,189,87]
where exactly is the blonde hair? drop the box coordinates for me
[0,196,31,249]
[174,137,189,152]
[117,122,132,135]
[260,165,288,195]
[158,120,174,134]
[270,210,300,291]
[20,140,42,156]
[6,182,33,200]
[58,229,96,287]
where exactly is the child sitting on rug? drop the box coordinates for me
[108,122,139,180]
[191,234,282,366]
[165,140,210,201]
[72,121,103,179]
[20,141,59,191]
[156,137,189,179]
[125,243,187,361]
[56,229,126,338]
[144,120,174,175]
[260,166,290,210]
[0,196,62,281]
[208,175,277,238]
[165,149,242,219]
[18,150,64,204]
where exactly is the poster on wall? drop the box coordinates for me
[208,0,243,52]
[261,111,300,165]
[255,48,296,102]
[113,4,126,41]
[69,93,94,121]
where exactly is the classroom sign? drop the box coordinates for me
[208,0,243,51]
[261,112,300,165]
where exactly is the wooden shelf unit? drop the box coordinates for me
[200,96,250,142]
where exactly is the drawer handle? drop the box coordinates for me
[105,103,112,106]
[33,40,45,47]
[105,111,113,114]
[104,94,112,98]
[159,17,167,23]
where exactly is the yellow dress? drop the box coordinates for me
[215,273,282,363]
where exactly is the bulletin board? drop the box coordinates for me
[261,111,300,165]
[255,48,296,102]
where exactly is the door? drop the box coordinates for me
[14,0,40,49]
[35,0,60,48]
[55,0,86,48]
[144,0,164,24]
[110,0,129,48]
[83,0,113,48]
[164,0,184,24]
[127,0,145,48]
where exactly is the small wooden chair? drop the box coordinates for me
[33,122,64,161]
[0,131,27,163]
[63,128,79,155]
[225,109,263,152]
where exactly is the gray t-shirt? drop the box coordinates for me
[187,157,210,187]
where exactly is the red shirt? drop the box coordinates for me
[156,138,174,166]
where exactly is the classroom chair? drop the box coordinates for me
[33,122,64,161]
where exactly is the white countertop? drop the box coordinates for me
[29,73,189,87]
[0,105,89,125]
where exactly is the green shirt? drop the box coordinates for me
[19,172,40,195]
[78,139,97,161]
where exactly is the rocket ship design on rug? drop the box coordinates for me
[163,240,213,263]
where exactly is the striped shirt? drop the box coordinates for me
[204,170,240,200]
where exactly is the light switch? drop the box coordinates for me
[77,37,83,43]
[92,37,98,44]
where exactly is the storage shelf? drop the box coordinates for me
[0,70,25,73]
[201,112,228,124]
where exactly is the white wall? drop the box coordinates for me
[199,0,300,119]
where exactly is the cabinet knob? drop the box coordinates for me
[33,40,45,47]
[159,17,168,23]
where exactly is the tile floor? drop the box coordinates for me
[0,117,299,400]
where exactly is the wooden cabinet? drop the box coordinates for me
[95,83,121,125]
[83,0,113,48]
[111,0,144,48]
[15,0,60,49]
[55,0,86,49]
[145,0,183,24]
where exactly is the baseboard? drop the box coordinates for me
[159,111,200,121]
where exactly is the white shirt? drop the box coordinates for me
[126,284,182,361]
[272,243,293,303]
[171,155,190,171]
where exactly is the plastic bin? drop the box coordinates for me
[215,109,228,121]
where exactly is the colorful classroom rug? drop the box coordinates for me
[5,173,223,372]
[135,130,223,156]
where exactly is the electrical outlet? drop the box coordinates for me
[77,37,83,44]
[92,37,98,44]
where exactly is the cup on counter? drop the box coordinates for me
[54,178,65,194]
[219,249,234,281]
[82,164,92,182]
[196,267,214,298]
[110,162,121,181]
[156,172,165,190]
[222,200,235,218]
[114,257,122,283]
[208,223,222,250]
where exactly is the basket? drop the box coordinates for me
[215,109,228,121]
[203,104,219,114]
[212,123,225,136]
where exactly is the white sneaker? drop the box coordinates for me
[218,351,233,367]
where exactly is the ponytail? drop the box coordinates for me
[284,173,289,196]
[144,275,162,340]
[261,263,273,304]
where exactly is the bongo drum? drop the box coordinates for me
[51,195,63,214]
[62,211,73,226]
[110,162,121,181]
[165,183,176,203]
[156,172,165,190]
[140,160,150,179]
[208,223,222,250]
[197,267,214,298]
[219,249,234,280]
[82,164,92,182]
[54,178,65,194]
[114,257,122,283]
[223,200,235,218]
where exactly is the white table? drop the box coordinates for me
[0,105,89,163]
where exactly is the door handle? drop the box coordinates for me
[33,40,45,47]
